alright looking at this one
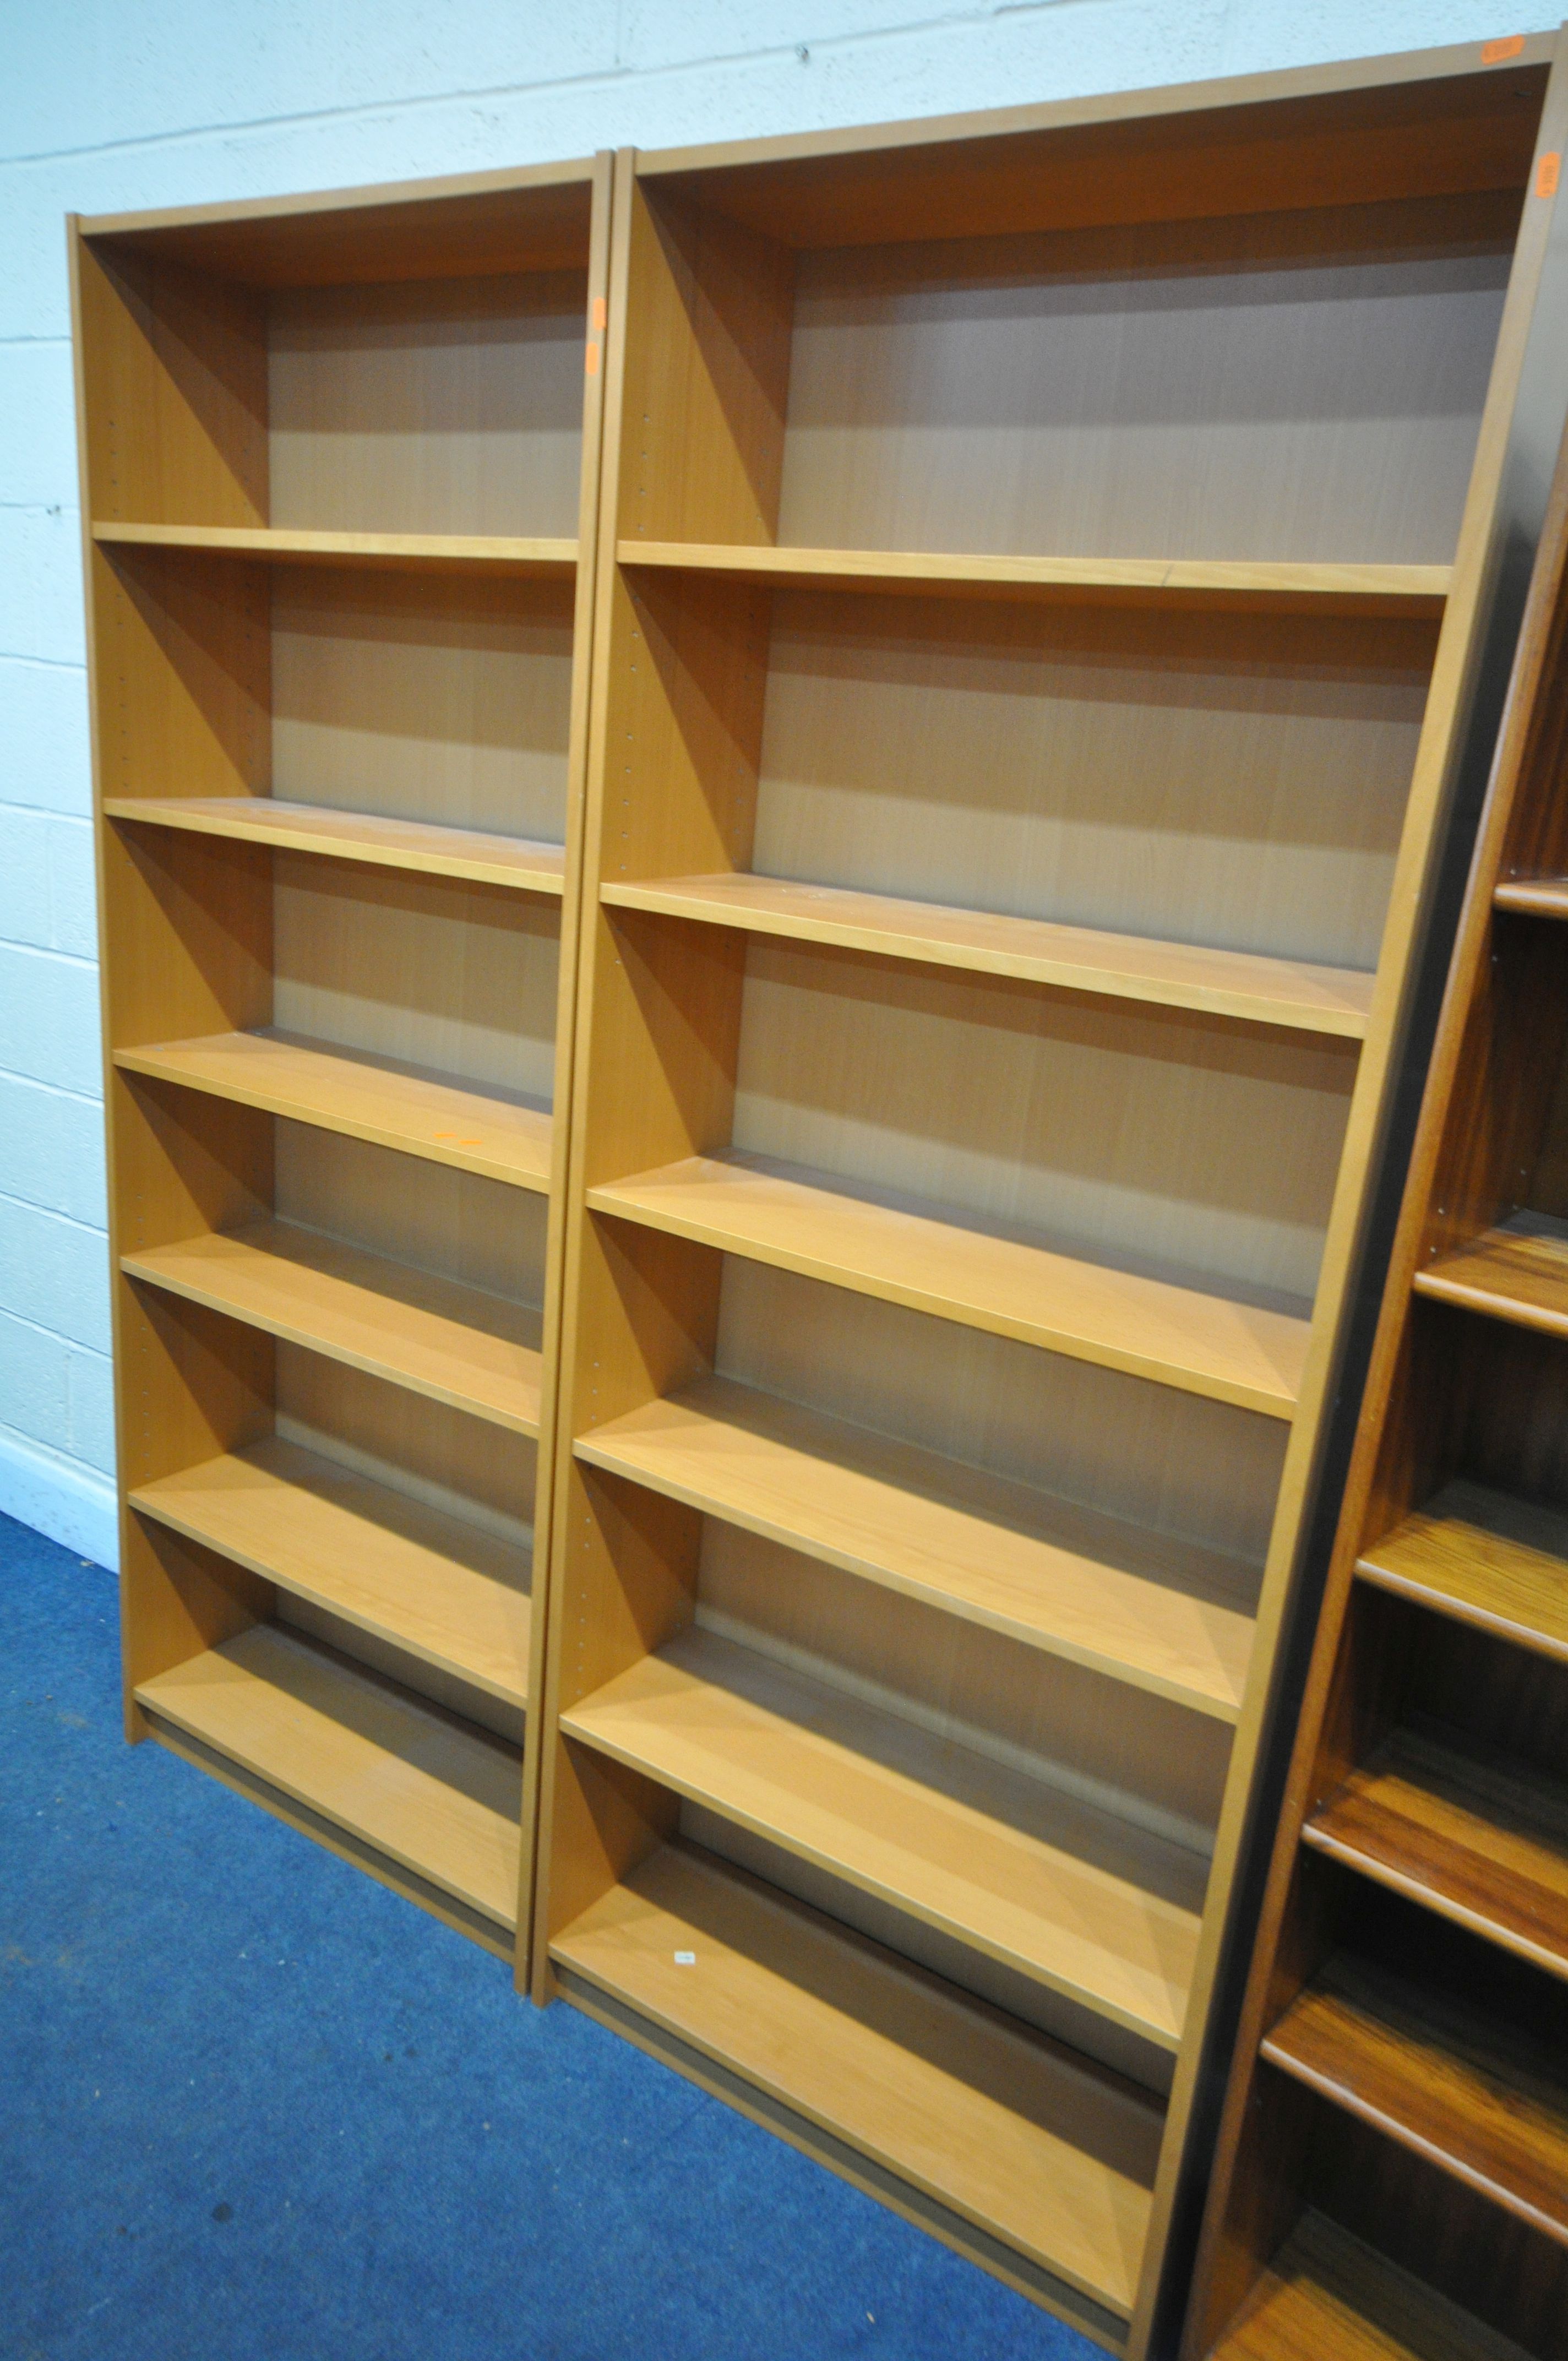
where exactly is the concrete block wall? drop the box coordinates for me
[0,0,1545,1570]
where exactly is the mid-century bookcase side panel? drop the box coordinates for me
[1173,126,1568,2359]
[512,147,618,1983]
[73,221,281,1727]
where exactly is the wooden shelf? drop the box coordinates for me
[93,521,578,575]
[617,540,1452,614]
[1356,1481,1568,1666]
[587,1155,1309,1419]
[136,1622,523,1927]
[559,1622,1204,2049]
[1209,2210,1534,2361]
[552,1838,1162,2324]
[115,1030,553,1191]
[1413,1210,1568,1335]
[1261,1955,1568,2249]
[1302,1726,1568,1981]
[123,1220,543,1435]
[132,1434,531,1706]
[600,873,1374,1039]
[106,797,568,895]
[1494,875,1568,918]
[575,1375,1256,1720]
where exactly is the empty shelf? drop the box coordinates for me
[587,1154,1309,1419]
[93,521,578,575]
[552,1840,1161,2323]
[105,797,568,894]
[1356,1481,1568,1665]
[132,1435,531,1707]
[601,872,1374,1038]
[1494,875,1568,918]
[123,1219,543,1435]
[1413,1210,1568,1334]
[137,1622,522,1926]
[617,540,1451,613]
[559,1623,1205,2048]
[576,1376,1256,1720]
[1210,2210,1533,2361]
[115,1030,553,1190]
[1302,1726,1568,1981]
[1262,1955,1568,2248]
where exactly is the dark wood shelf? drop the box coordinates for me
[1356,1481,1568,1664]
[1413,1210,1568,1336]
[1261,1954,1568,2247]
[1209,2210,1533,2360]
[1302,1725,1568,1982]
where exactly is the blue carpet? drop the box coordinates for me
[1,1510,1100,2361]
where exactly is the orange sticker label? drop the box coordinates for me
[1540,151,1561,197]
[1482,34,1526,63]
[586,339,601,376]
[593,296,608,330]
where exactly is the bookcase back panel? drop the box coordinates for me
[753,595,1434,969]
[271,856,559,1102]
[270,569,574,840]
[268,269,587,537]
[677,1799,1179,2094]
[776,219,1512,563]
[696,1521,1231,1846]
[273,1595,527,1747]
[274,1125,549,1308]
[729,939,1356,1307]
[715,1256,1284,1566]
[275,1346,536,1548]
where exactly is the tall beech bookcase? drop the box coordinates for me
[72,156,613,1979]
[1177,343,1568,2360]
[530,40,1568,2354]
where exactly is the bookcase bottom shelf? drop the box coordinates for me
[135,1623,523,1934]
[1208,2211,1533,2360]
[551,1838,1159,2343]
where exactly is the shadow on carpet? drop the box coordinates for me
[0,1510,1104,2361]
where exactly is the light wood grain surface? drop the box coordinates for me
[123,1217,543,1434]
[106,797,568,894]
[619,540,1452,610]
[116,1030,553,1189]
[92,521,578,573]
[137,1622,524,1923]
[589,1154,1310,1416]
[133,1434,531,1705]
[561,1622,1205,2046]
[578,1375,1255,1718]
[553,1838,1162,2315]
[601,873,1375,1036]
